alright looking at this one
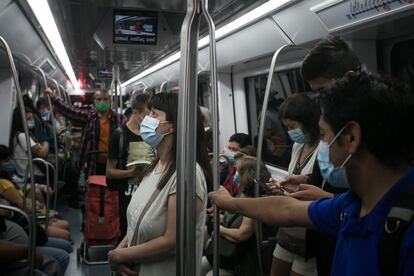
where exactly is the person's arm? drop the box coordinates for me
[106,159,136,179]
[287,184,334,201]
[220,216,255,242]
[0,240,28,265]
[44,88,88,124]
[32,141,49,158]
[106,130,141,179]
[209,186,314,228]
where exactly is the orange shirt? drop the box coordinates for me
[97,114,110,164]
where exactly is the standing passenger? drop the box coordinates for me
[106,93,154,238]
[279,35,362,276]
[108,93,212,276]
[209,71,414,276]
[44,88,125,177]
[268,94,320,276]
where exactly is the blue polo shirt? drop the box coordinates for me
[308,167,414,276]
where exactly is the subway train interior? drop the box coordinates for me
[0,0,414,275]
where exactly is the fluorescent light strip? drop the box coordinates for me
[122,0,291,88]
[27,0,80,91]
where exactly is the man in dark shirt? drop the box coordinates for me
[106,93,154,238]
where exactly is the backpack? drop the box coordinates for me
[379,185,414,275]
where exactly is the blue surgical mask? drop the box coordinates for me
[288,128,306,144]
[224,150,236,163]
[27,119,35,129]
[140,115,167,148]
[233,171,240,185]
[317,126,352,189]
[40,111,50,121]
[0,160,16,173]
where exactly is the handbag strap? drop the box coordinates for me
[130,187,161,246]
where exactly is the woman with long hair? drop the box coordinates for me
[108,92,212,276]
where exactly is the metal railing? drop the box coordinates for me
[0,35,37,276]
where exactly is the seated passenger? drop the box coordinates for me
[220,133,252,195]
[10,107,49,185]
[268,94,320,276]
[0,217,69,275]
[108,93,212,276]
[0,145,70,240]
[209,71,414,276]
[204,156,273,276]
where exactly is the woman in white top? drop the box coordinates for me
[10,107,71,240]
[11,107,49,180]
[267,94,320,276]
[108,92,212,276]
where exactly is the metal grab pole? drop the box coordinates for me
[0,35,37,276]
[50,78,63,100]
[43,161,57,210]
[159,81,169,92]
[33,158,50,234]
[32,66,59,209]
[0,205,34,272]
[255,44,293,276]
[177,0,201,275]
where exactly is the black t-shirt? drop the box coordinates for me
[108,125,146,237]
[0,217,6,235]
[306,160,349,276]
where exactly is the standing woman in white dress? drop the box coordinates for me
[108,92,212,276]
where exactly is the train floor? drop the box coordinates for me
[60,205,110,276]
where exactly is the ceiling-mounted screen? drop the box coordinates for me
[97,68,113,79]
[113,10,158,45]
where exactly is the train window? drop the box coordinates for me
[390,39,414,89]
[245,68,309,170]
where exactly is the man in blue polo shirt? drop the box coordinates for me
[209,71,414,275]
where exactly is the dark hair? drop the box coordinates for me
[36,97,48,110]
[301,35,361,81]
[229,133,251,148]
[10,107,35,150]
[236,156,270,197]
[320,71,414,167]
[145,93,213,191]
[235,145,257,159]
[0,145,12,161]
[279,94,320,145]
[23,94,42,120]
[124,107,132,117]
[132,93,151,112]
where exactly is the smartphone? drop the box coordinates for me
[253,178,272,195]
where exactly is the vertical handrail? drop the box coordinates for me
[33,158,50,234]
[59,85,67,103]
[0,205,34,272]
[49,78,63,99]
[255,44,293,276]
[42,161,57,210]
[177,0,201,275]
[0,35,36,276]
[201,1,220,273]
[31,66,59,210]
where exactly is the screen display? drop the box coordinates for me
[97,68,113,79]
[113,10,158,45]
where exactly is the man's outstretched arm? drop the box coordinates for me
[209,186,314,228]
